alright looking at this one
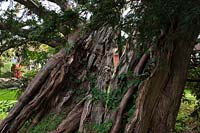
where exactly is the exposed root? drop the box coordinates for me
[78,95,92,132]
[111,53,149,133]
[53,99,86,133]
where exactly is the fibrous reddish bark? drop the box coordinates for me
[0,49,69,132]
[111,53,149,133]
[1,20,198,133]
[0,26,117,133]
[125,26,199,133]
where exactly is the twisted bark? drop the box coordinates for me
[125,27,199,133]
[0,26,117,133]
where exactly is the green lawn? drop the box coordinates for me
[0,89,20,100]
[0,89,20,120]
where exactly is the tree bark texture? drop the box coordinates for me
[125,26,199,133]
[0,22,198,133]
[0,26,118,133]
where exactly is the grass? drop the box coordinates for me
[0,89,20,100]
[0,112,7,120]
[0,89,20,120]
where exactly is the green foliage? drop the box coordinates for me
[122,0,200,53]
[187,67,200,100]
[89,71,141,110]
[186,62,200,130]
[25,50,48,64]
[78,0,124,29]
[0,89,20,120]
[20,112,66,133]
[126,93,138,122]
[91,87,106,102]
[190,106,200,131]
[22,45,55,65]
[21,70,38,87]
[106,72,141,110]
[175,89,198,132]
[1,49,14,62]
[23,70,37,79]
[0,89,21,101]
[0,112,7,120]
[0,100,16,114]
[0,0,82,54]
[29,9,79,44]
[87,121,113,133]
[0,62,12,78]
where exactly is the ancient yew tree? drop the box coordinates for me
[0,0,200,133]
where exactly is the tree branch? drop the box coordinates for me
[14,0,47,17]
[0,38,27,54]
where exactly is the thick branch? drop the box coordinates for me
[0,39,27,54]
[14,0,47,17]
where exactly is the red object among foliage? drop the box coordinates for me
[114,54,119,68]
[14,64,22,79]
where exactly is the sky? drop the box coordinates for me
[0,0,60,16]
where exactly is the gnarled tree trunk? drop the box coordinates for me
[125,25,199,133]
[0,21,198,133]
[0,26,119,133]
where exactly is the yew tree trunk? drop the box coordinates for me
[0,21,198,133]
[0,26,118,133]
[126,27,199,132]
